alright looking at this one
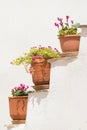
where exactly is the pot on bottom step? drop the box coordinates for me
[8,96,28,123]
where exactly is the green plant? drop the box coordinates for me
[11,45,61,66]
[11,83,29,96]
[54,15,80,36]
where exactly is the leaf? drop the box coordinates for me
[72,23,80,28]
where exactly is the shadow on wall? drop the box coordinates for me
[28,90,49,106]
[49,55,78,68]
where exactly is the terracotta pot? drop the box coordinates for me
[58,35,81,52]
[8,96,28,121]
[31,60,51,86]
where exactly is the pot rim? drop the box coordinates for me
[58,34,81,39]
[8,96,28,99]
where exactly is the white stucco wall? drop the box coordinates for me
[25,40,87,130]
[0,0,87,130]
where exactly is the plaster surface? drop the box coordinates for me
[0,0,87,130]
[6,39,87,130]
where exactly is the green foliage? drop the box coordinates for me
[11,46,61,66]
[12,90,28,96]
[58,26,77,36]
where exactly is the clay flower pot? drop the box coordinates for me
[8,96,28,122]
[11,46,60,90]
[58,35,81,52]
[54,16,81,53]
[31,60,51,90]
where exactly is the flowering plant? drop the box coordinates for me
[11,45,61,66]
[11,83,29,96]
[54,15,80,36]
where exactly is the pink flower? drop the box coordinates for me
[71,20,74,24]
[19,86,25,90]
[54,22,59,27]
[57,17,63,22]
[48,46,52,49]
[32,56,43,60]
[66,15,69,22]
[54,48,59,53]
[32,56,44,63]
[10,61,13,64]
[29,66,34,74]
[20,83,25,87]
[60,22,64,28]
[13,84,28,91]
[14,87,17,90]
[11,89,14,93]
[24,85,29,90]
[20,83,29,91]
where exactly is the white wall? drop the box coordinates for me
[0,0,87,129]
